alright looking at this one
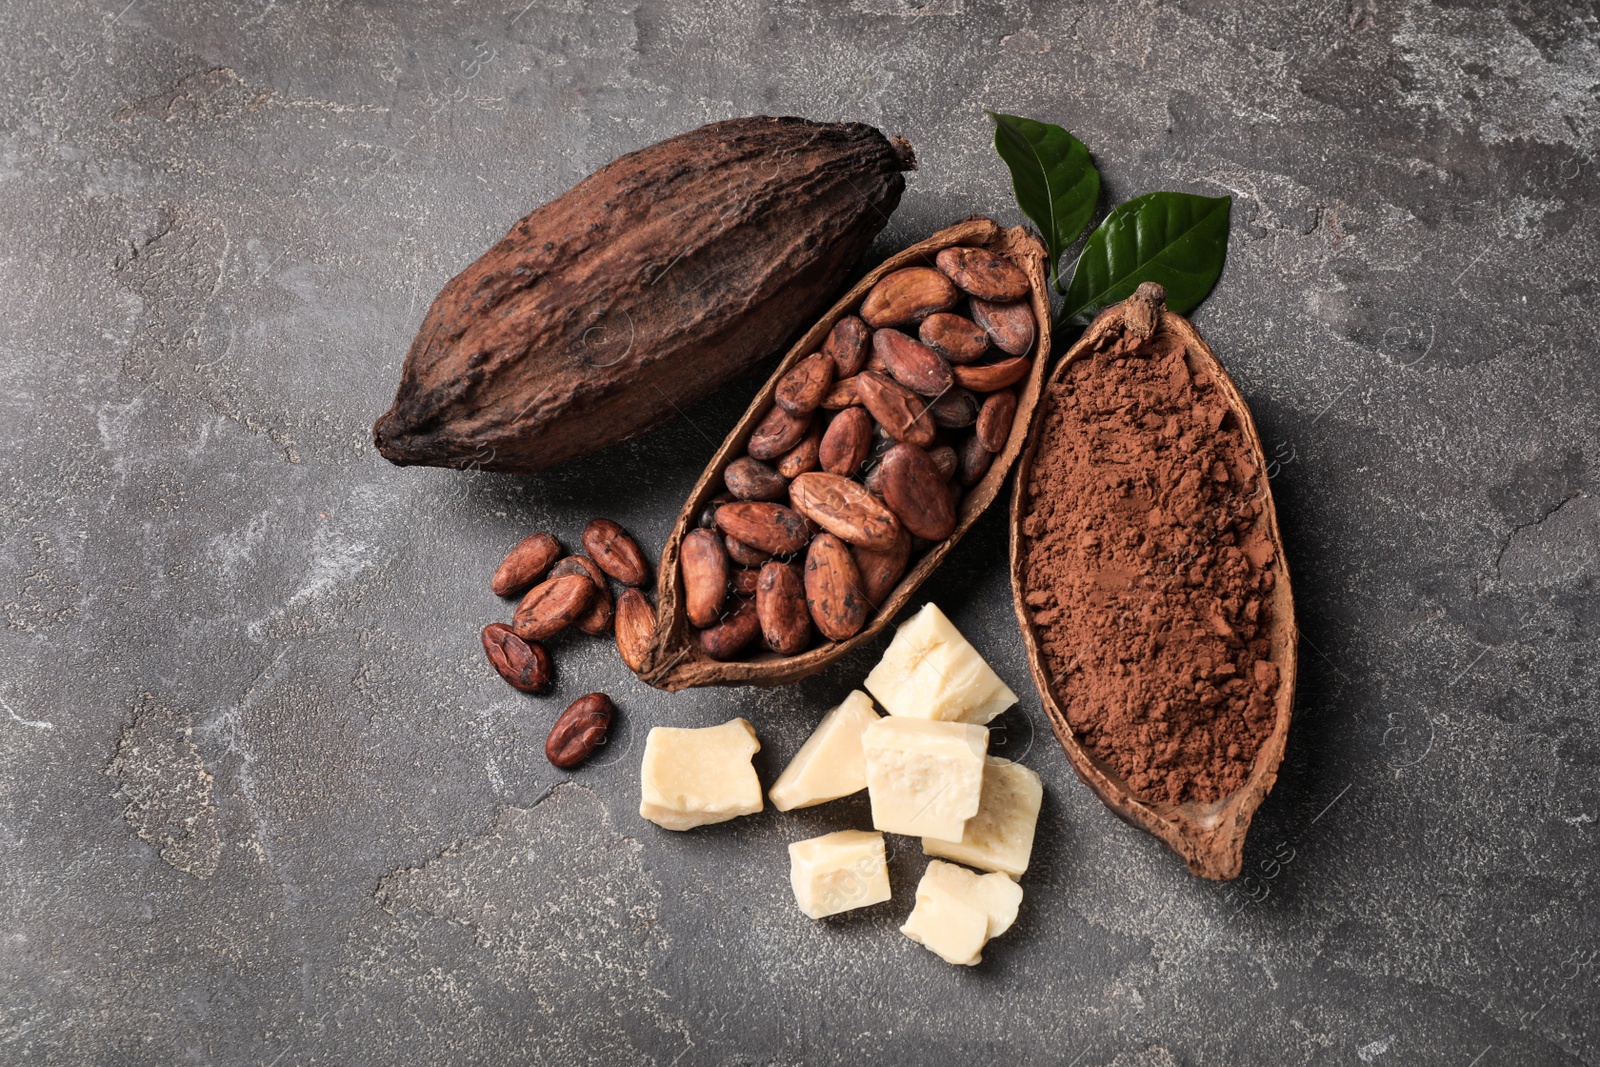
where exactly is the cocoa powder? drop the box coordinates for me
[1019,327,1281,806]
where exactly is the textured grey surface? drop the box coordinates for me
[2,1,1597,1064]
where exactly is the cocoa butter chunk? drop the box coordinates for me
[769,690,881,811]
[861,717,987,840]
[900,859,1023,966]
[921,757,1042,879]
[789,830,891,920]
[639,719,764,831]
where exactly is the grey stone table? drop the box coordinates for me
[3,1,1596,1064]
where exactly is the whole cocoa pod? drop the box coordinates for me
[545,693,614,769]
[481,623,553,693]
[490,533,562,597]
[374,117,914,473]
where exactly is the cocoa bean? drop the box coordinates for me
[976,388,1018,452]
[928,387,980,429]
[804,533,869,641]
[724,457,789,502]
[775,422,823,479]
[700,597,761,660]
[715,502,812,555]
[918,313,991,364]
[698,492,735,530]
[681,529,731,628]
[513,573,597,640]
[851,526,911,609]
[855,372,935,448]
[725,535,771,567]
[582,518,651,587]
[822,315,871,377]
[969,299,1036,356]
[819,406,874,476]
[879,443,957,541]
[960,433,994,487]
[481,623,553,693]
[952,356,1031,392]
[860,267,959,327]
[935,246,1030,302]
[614,588,656,673]
[928,444,959,481]
[871,329,954,397]
[546,693,613,769]
[550,555,614,635]
[747,405,811,461]
[729,567,761,597]
[774,352,836,415]
[789,472,902,550]
[756,561,811,655]
[820,375,861,410]
[490,532,563,597]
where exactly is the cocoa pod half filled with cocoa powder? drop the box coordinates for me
[374,117,915,473]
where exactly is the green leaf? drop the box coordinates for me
[987,111,1100,293]
[1063,191,1232,322]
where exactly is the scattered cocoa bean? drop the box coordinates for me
[976,388,1018,452]
[550,555,614,635]
[756,561,811,655]
[747,404,811,461]
[819,405,874,476]
[481,623,553,693]
[715,502,812,555]
[700,597,762,660]
[789,472,902,550]
[490,532,562,597]
[918,312,991,364]
[855,371,935,448]
[969,298,1036,356]
[871,329,954,397]
[952,356,1031,392]
[860,267,959,327]
[513,573,597,641]
[935,246,1031,302]
[582,518,651,586]
[724,457,789,502]
[822,315,871,377]
[614,588,656,673]
[879,443,957,540]
[774,352,836,416]
[775,423,823,479]
[804,532,869,641]
[545,693,613,769]
[960,433,994,487]
[681,528,731,628]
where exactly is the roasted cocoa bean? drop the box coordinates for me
[775,422,823,479]
[756,561,811,655]
[715,502,812,555]
[698,492,735,529]
[819,405,874,476]
[550,555,615,635]
[747,405,811,461]
[681,528,730,628]
[582,518,651,587]
[804,532,869,641]
[614,588,656,673]
[860,267,959,328]
[545,693,613,769]
[935,246,1031,302]
[513,572,597,640]
[724,457,789,502]
[491,532,563,597]
[725,535,772,567]
[928,387,980,429]
[879,443,958,540]
[928,444,959,481]
[855,371,935,448]
[976,388,1018,452]
[820,375,861,410]
[969,299,1036,356]
[789,472,902,550]
[871,329,954,397]
[774,352,836,415]
[952,356,1031,392]
[918,312,991,364]
[700,597,761,660]
[851,526,912,609]
[481,623,554,693]
[730,566,761,597]
[960,433,994,487]
[822,315,871,376]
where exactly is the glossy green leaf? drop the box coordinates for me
[987,111,1100,293]
[1063,192,1232,322]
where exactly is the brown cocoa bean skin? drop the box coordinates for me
[819,406,874,476]
[550,555,615,635]
[860,267,959,328]
[928,387,980,429]
[935,246,1031,302]
[491,533,563,597]
[681,528,731,628]
[724,535,772,567]
[855,372,936,448]
[513,573,597,640]
[952,356,1031,392]
[804,533,870,641]
[715,502,812,555]
[614,588,656,673]
[546,693,614,769]
[729,567,761,597]
[582,518,652,587]
[879,443,958,541]
[481,623,554,693]
[698,492,735,530]
[820,375,861,410]
[960,433,995,487]
[918,313,991,364]
[724,457,789,502]
[969,299,1036,356]
[775,423,823,479]
[851,526,912,609]
[822,315,871,376]
[756,561,811,655]
[747,405,811,461]
[928,444,959,481]
[773,352,837,415]
[700,598,761,660]
[789,472,902,551]
[871,329,954,397]
[976,388,1018,452]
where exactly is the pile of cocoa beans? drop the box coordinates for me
[685,245,1037,661]
[481,519,659,767]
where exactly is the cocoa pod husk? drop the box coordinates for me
[936,246,1031,301]
[614,588,656,674]
[803,533,869,641]
[550,555,614,635]
[822,316,871,377]
[970,298,1036,356]
[773,352,835,416]
[490,533,562,597]
[700,598,761,660]
[724,457,789,502]
[715,502,812,555]
[859,267,958,328]
[855,372,936,448]
[481,623,553,693]
[582,518,651,587]
[976,388,1018,453]
[545,693,613,769]
[819,406,874,476]
[918,313,990,364]
[756,561,811,655]
[871,329,954,397]
[681,529,730,628]
[953,356,1031,392]
[788,472,902,551]
[513,573,597,640]
[374,117,913,474]
[879,443,957,540]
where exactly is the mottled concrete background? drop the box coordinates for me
[2,1,1597,1064]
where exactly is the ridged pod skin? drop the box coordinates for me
[374,116,915,473]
